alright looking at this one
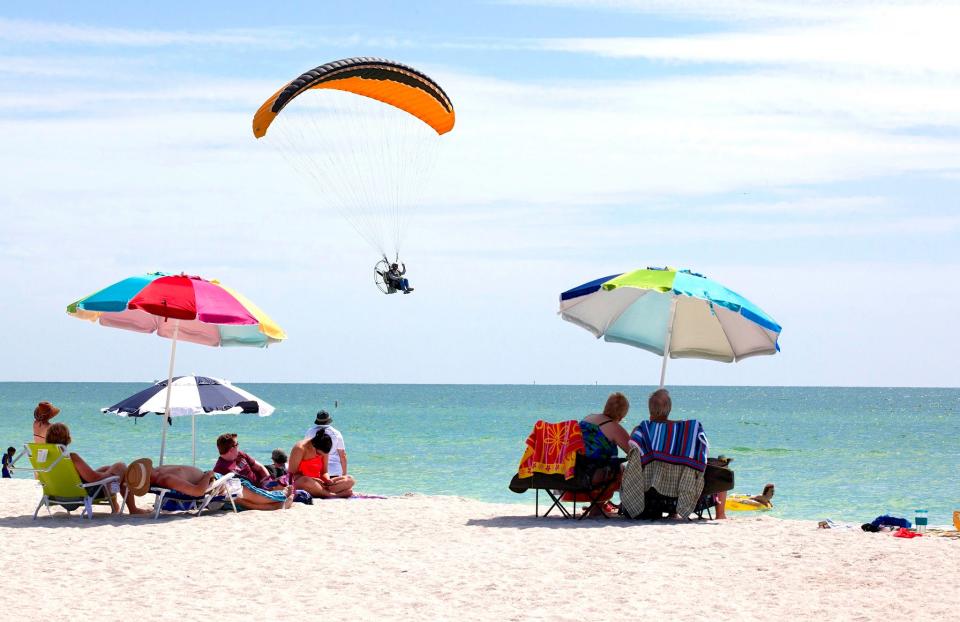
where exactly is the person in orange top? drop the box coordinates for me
[288,430,353,499]
[33,401,60,443]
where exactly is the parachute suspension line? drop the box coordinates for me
[272,107,387,256]
[268,90,441,260]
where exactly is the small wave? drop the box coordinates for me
[730,446,796,455]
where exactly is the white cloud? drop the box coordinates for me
[529,6,960,75]
[502,0,944,23]
[0,17,421,50]
[0,17,276,47]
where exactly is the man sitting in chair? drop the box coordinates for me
[384,262,414,294]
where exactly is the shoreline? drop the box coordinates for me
[3,380,959,389]
[2,480,958,620]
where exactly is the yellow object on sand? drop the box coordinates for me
[725,494,773,512]
[953,511,960,532]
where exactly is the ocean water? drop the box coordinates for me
[1,383,957,525]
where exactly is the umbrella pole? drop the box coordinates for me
[158,319,180,466]
[191,414,196,467]
[658,299,678,389]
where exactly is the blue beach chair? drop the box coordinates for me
[147,473,240,519]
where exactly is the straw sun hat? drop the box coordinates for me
[34,401,61,421]
[125,458,153,497]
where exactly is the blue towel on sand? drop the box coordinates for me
[240,479,288,503]
[871,515,912,529]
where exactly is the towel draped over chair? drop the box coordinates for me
[517,420,585,480]
[621,420,709,518]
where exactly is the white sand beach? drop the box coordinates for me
[1,480,957,621]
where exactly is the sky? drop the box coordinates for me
[0,0,958,386]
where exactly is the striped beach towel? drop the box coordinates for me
[629,420,708,472]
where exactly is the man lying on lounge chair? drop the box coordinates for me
[125,457,291,512]
[125,459,218,498]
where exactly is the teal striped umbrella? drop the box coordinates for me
[560,267,781,386]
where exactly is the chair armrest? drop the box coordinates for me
[80,475,120,489]
[206,472,237,494]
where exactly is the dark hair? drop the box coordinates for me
[216,433,238,455]
[762,483,776,496]
[271,449,288,464]
[45,422,72,446]
[309,430,333,454]
[6,447,15,454]
[648,388,672,421]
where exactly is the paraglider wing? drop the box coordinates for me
[253,57,455,138]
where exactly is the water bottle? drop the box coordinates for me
[914,509,928,533]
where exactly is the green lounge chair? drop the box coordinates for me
[25,443,120,519]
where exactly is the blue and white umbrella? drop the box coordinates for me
[103,375,274,465]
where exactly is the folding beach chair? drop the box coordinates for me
[24,443,119,519]
[510,453,625,520]
[145,473,240,519]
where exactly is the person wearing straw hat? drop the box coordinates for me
[304,410,355,495]
[124,458,219,512]
[33,401,60,443]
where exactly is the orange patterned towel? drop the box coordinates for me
[517,420,585,480]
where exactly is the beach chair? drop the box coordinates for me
[620,421,734,520]
[24,443,119,519]
[509,419,625,520]
[510,453,624,520]
[146,473,240,519]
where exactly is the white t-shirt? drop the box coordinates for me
[304,425,345,476]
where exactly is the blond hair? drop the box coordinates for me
[602,392,630,421]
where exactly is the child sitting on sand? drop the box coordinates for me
[266,449,288,480]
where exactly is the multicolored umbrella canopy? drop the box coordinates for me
[67,272,285,347]
[560,267,781,386]
[67,272,285,464]
[103,375,275,466]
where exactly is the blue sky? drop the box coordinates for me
[1,0,958,386]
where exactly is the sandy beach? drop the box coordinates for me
[1,480,957,621]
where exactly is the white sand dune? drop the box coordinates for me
[1,479,957,621]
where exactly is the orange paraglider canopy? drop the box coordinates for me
[253,57,455,138]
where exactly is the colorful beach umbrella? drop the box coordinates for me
[103,375,274,466]
[559,267,781,386]
[68,272,286,464]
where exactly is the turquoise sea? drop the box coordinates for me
[1,383,957,525]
